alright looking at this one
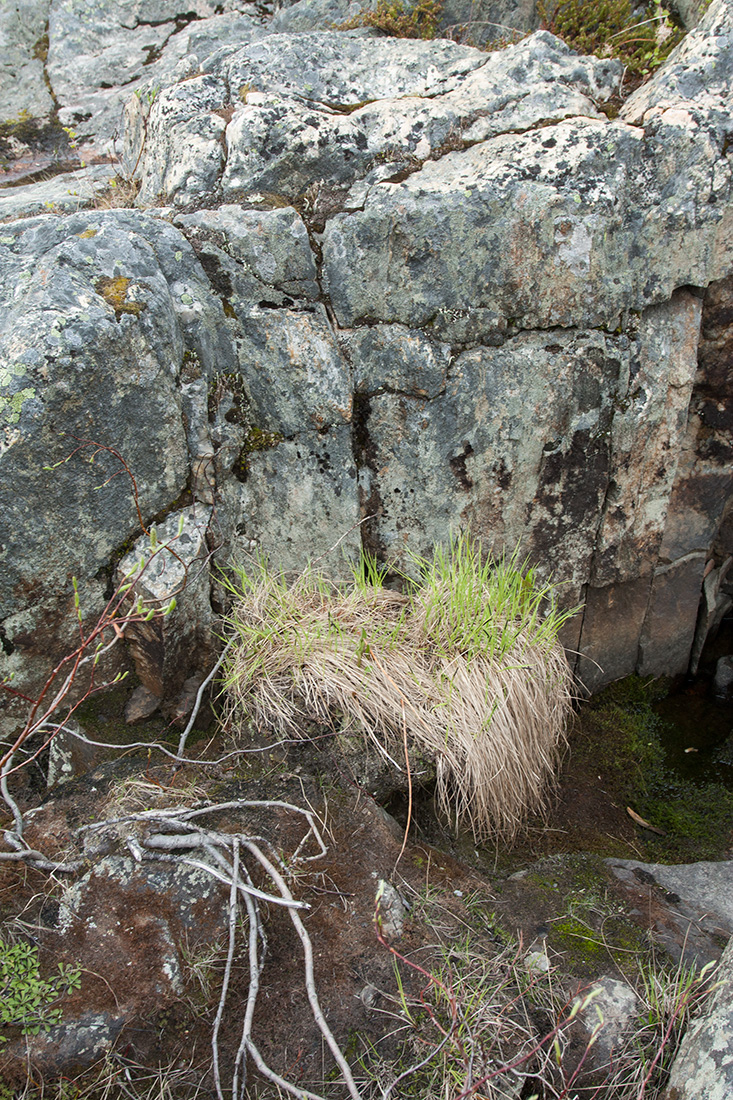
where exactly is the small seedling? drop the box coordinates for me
[0,937,81,1042]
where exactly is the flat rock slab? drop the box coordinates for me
[128,30,620,205]
[607,859,733,966]
[0,165,117,222]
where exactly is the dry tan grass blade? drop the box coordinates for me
[223,540,576,841]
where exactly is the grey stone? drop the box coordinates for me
[174,204,320,299]
[590,292,701,589]
[270,0,370,33]
[580,976,639,1067]
[123,73,230,205]
[575,577,654,694]
[271,0,538,44]
[346,324,451,399]
[670,0,711,29]
[608,859,733,964]
[185,10,268,61]
[45,1,267,159]
[234,303,351,435]
[690,558,732,674]
[0,0,54,121]
[207,29,488,102]
[621,0,733,143]
[15,1012,127,1075]
[46,719,93,787]
[0,209,234,726]
[323,110,730,331]
[124,683,161,722]
[637,555,707,677]
[0,165,117,222]
[117,505,214,702]
[665,934,733,1100]
[131,30,619,205]
[439,0,538,44]
[353,328,619,586]
[713,655,733,701]
[217,426,361,578]
[375,879,407,940]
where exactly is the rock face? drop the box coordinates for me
[665,934,733,1100]
[1,0,733,719]
[607,859,733,967]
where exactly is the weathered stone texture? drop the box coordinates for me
[0,209,230,719]
[117,506,214,701]
[665,932,733,1099]
[0,0,54,121]
[128,30,620,206]
[2,0,733,713]
[216,428,362,578]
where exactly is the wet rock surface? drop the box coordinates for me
[608,858,733,967]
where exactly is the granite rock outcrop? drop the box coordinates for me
[1,0,732,708]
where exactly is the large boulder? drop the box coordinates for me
[126,30,621,206]
[46,0,268,160]
[0,208,229,723]
[0,201,362,729]
[2,1,733,720]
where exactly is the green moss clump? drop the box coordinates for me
[551,915,605,970]
[580,676,733,861]
[338,0,442,40]
[95,276,146,319]
[641,781,733,862]
[578,675,668,799]
[232,425,284,482]
[244,426,283,452]
[538,0,685,79]
[32,33,49,62]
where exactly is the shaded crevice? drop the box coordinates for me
[449,442,475,491]
[0,624,15,656]
[350,392,385,564]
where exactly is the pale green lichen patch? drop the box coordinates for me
[0,362,36,427]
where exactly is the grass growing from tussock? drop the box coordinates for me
[223,535,577,842]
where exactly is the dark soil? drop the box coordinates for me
[1,671,730,1098]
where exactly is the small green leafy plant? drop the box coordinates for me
[0,936,81,1041]
[338,0,442,39]
[538,0,685,79]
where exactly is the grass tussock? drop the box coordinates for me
[223,535,577,842]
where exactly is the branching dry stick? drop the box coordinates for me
[175,638,235,762]
[50,721,308,766]
[236,884,334,1100]
[77,801,360,1098]
[238,884,330,1100]
[212,839,240,1100]
[241,838,363,1100]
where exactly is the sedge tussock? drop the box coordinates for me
[223,535,577,841]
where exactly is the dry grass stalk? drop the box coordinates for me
[223,535,577,841]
